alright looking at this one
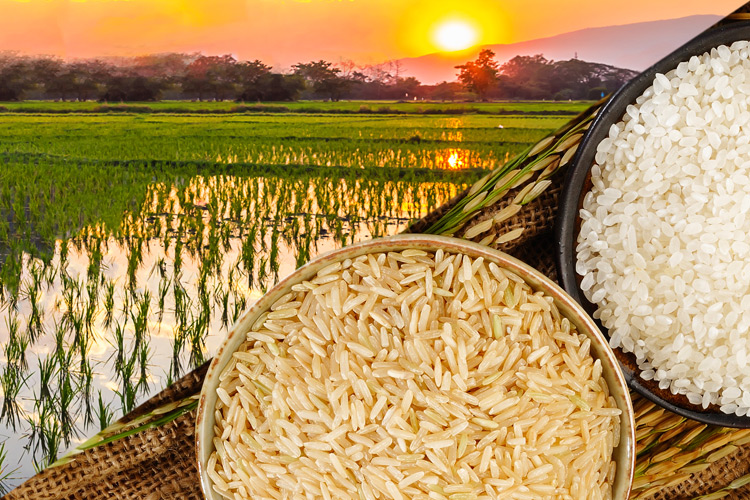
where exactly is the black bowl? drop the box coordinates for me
[556,22,750,427]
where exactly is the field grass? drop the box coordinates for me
[0,99,592,115]
[0,114,572,169]
[0,104,579,486]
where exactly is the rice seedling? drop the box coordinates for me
[55,349,78,446]
[24,262,44,343]
[218,282,230,330]
[79,353,96,427]
[36,355,57,402]
[156,273,171,326]
[170,277,190,380]
[0,442,18,495]
[102,278,116,329]
[129,289,151,357]
[94,390,114,432]
[136,341,151,397]
[26,399,62,472]
[4,313,27,371]
[0,363,28,430]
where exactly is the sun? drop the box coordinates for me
[433,20,478,52]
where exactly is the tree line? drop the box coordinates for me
[457,49,638,101]
[0,50,637,102]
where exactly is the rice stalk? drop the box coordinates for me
[0,442,18,495]
[628,394,750,499]
[49,394,199,468]
[418,97,607,242]
[691,472,750,499]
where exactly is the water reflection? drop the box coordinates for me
[0,164,473,484]
[435,148,472,170]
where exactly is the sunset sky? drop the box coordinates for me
[0,0,742,69]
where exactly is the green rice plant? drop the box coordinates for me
[94,390,114,432]
[86,236,103,289]
[125,237,144,291]
[37,352,54,394]
[231,289,248,325]
[129,289,151,356]
[79,353,95,427]
[0,441,19,495]
[102,278,116,329]
[170,276,190,379]
[4,313,28,370]
[0,363,29,430]
[218,282,230,330]
[24,262,45,343]
[269,223,280,282]
[27,399,62,472]
[55,349,78,446]
[136,341,151,397]
[156,273,171,326]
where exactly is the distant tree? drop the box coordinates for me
[0,50,638,103]
[182,55,237,101]
[293,60,350,100]
[235,60,273,101]
[45,60,111,101]
[456,49,499,101]
[130,53,193,80]
[495,54,637,100]
[428,81,461,102]
[547,58,635,99]
[0,54,35,101]
[361,62,394,85]
[496,54,550,99]
[257,73,305,101]
[102,73,166,101]
[293,60,337,82]
[28,57,65,92]
[500,54,549,81]
[349,71,368,84]
[390,77,422,100]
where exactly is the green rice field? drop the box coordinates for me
[0,100,588,488]
[0,100,589,114]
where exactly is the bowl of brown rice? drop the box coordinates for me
[196,234,635,500]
